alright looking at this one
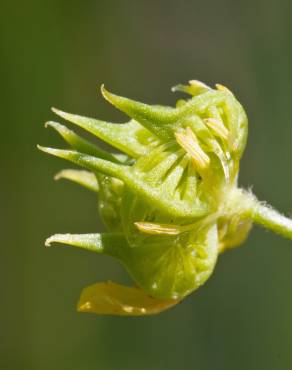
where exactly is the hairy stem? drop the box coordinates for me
[251,202,292,240]
[235,189,292,240]
[224,188,292,240]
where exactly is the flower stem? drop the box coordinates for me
[251,202,292,240]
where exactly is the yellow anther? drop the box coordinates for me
[175,127,210,170]
[134,222,182,235]
[204,118,229,141]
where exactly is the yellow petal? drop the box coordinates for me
[77,282,179,316]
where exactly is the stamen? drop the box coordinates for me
[134,222,182,235]
[204,118,229,141]
[175,127,210,170]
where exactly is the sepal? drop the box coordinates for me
[45,232,127,259]
[55,169,99,192]
[101,85,178,140]
[37,146,127,180]
[52,108,158,158]
[45,121,118,162]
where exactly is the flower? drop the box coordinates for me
[39,80,292,316]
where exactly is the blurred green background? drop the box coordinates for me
[1,0,292,369]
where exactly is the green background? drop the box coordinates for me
[1,0,292,369]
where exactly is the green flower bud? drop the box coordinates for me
[39,80,292,316]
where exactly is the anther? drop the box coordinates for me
[204,118,229,141]
[134,222,182,235]
[175,127,210,170]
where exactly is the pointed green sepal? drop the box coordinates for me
[101,85,179,140]
[37,146,128,181]
[45,232,127,259]
[54,169,99,192]
[45,121,119,162]
[52,108,156,158]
